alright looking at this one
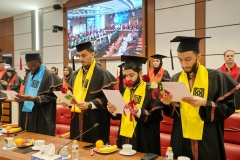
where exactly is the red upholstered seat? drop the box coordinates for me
[224,113,240,144]
[55,105,71,138]
[160,114,173,157]
[159,113,240,159]
[225,143,240,160]
[109,119,120,145]
[160,133,171,157]
[224,113,240,160]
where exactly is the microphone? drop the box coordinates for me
[57,123,99,155]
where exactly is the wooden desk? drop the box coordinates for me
[0,131,164,160]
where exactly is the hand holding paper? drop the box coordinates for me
[53,90,77,106]
[161,82,193,102]
[102,89,126,114]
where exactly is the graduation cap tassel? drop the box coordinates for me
[119,65,124,94]
[72,56,75,71]
[170,49,174,70]
[20,57,22,70]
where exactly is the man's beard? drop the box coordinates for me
[132,75,141,88]
[184,60,198,74]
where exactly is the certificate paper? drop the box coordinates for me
[53,91,73,106]
[161,82,193,102]
[102,89,126,114]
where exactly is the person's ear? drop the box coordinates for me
[197,53,201,61]
[91,51,95,57]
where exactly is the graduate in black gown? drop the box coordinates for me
[161,36,240,160]
[148,54,171,83]
[0,60,8,119]
[0,68,23,92]
[15,52,62,136]
[65,41,116,144]
[107,55,163,155]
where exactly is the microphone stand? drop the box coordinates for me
[57,123,99,155]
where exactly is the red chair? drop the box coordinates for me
[160,114,173,157]
[55,105,71,138]
[224,113,240,160]
[109,119,120,145]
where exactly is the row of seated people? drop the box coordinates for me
[69,29,106,40]
[124,35,140,55]
[94,30,120,57]
[105,24,142,30]
[103,35,123,57]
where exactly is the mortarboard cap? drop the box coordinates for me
[150,54,167,60]
[118,62,125,94]
[76,41,93,52]
[170,36,210,53]
[121,55,148,71]
[20,51,42,62]
[0,60,6,63]
[170,36,211,70]
[7,68,16,74]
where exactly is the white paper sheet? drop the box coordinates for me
[53,91,73,106]
[102,89,126,114]
[0,90,18,100]
[161,82,193,102]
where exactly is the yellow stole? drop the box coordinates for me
[178,64,208,140]
[72,60,96,112]
[120,81,146,138]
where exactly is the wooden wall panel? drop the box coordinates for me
[4,19,13,37]
[0,17,14,65]
[0,37,4,51]
[0,22,4,38]
[195,0,206,66]
[146,0,155,70]
[66,0,89,9]
[63,4,68,67]
[4,36,14,52]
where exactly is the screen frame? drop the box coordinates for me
[65,0,146,63]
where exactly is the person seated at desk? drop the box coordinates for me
[107,55,163,155]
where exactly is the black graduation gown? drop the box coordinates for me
[69,64,117,144]
[18,67,62,136]
[113,85,163,155]
[162,70,171,82]
[163,69,238,160]
[218,67,240,109]
[7,75,23,92]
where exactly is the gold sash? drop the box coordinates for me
[178,63,208,140]
[72,60,96,112]
[120,81,146,138]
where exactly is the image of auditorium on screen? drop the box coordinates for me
[67,0,143,59]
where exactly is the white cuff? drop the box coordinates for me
[135,108,141,118]
[111,112,117,116]
[90,101,97,109]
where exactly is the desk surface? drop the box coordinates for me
[0,131,164,160]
